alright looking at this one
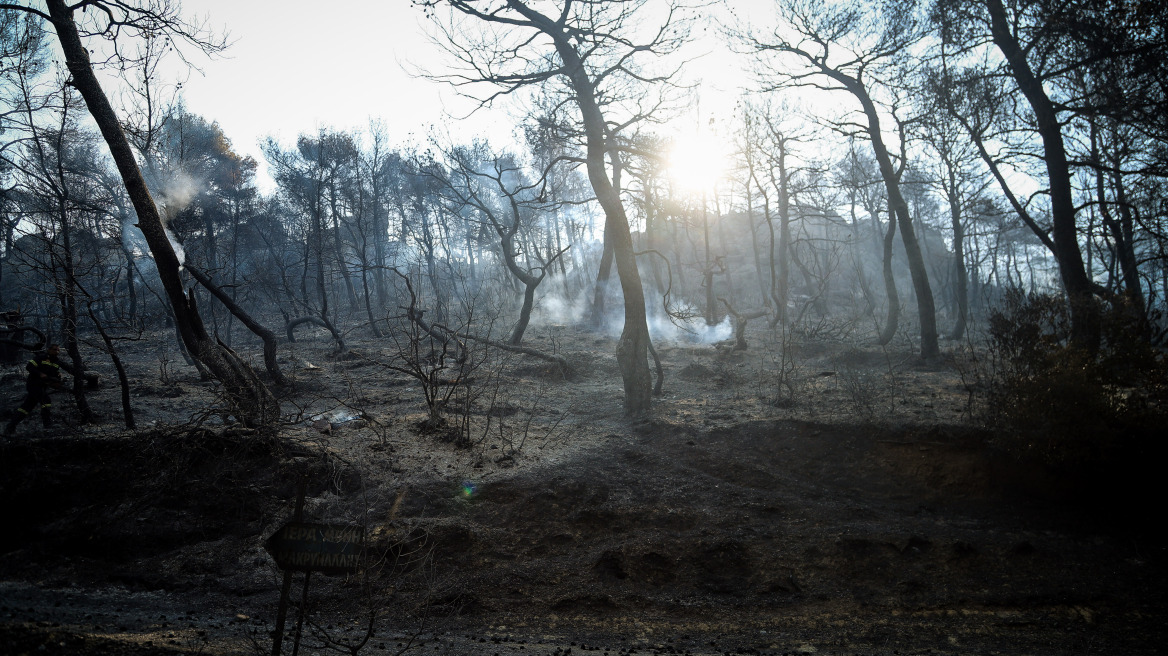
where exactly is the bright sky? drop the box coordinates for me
[166,0,490,189]
[147,1,766,191]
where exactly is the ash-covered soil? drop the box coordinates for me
[0,324,1164,655]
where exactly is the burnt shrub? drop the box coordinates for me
[982,289,1166,470]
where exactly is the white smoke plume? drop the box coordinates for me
[120,216,147,255]
[152,171,200,269]
[533,279,734,346]
[532,275,589,325]
[165,228,186,269]
[647,308,733,345]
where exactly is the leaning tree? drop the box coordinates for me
[929,0,1168,348]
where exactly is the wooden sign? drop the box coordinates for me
[264,522,364,574]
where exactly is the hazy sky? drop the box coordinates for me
[168,0,492,186]
[152,1,761,190]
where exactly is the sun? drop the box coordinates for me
[665,130,729,195]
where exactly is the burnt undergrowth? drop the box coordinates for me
[0,430,353,585]
[971,290,1168,509]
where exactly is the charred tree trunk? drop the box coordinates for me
[850,91,937,357]
[121,245,138,328]
[747,184,770,309]
[35,102,97,424]
[703,195,717,325]
[187,266,289,386]
[359,258,383,338]
[56,200,95,424]
[329,193,361,312]
[418,209,447,325]
[720,298,768,351]
[308,189,345,351]
[768,139,792,326]
[877,207,900,346]
[812,64,938,356]
[760,192,780,325]
[1090,118,1145,314]
[644,180,666,293]
[548,29,652,412]
[0,218,10,307]
[946,187,968,341]
[499,221,553,346]
[590,236,615,329]
[87,303,133,429]
[949,215,968,341]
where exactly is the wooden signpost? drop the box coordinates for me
[266,482,365,655]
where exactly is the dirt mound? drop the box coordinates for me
[2,417,1166,655]
[0,430,347,590]
[327,419,1162,654]
[677,363,713,380]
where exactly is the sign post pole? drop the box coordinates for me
[271,480,306,656]
[291,570,310,656]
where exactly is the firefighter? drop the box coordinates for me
[4,343,65,436]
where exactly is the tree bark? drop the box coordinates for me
[57,197,95,424]
[328,185,361,312]
[87,303,134,429]
[877,206,900,346]
[308,182,345,351]
[948,199,968,341]
[776,188,793,319]
[1090,118,1145,313]
[543,25,652,412]
[590,236,615,328]
[833,73,937,357]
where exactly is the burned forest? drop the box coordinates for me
[1,1,1166,654]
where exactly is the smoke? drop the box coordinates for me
[701,317,734,343]
[534,284,588,326]
[312,408,362,424]
[119,211,183,268]
[165,228,186,269]
[120,216,147,255]
[504,253,736,347]
[532,279,734,346]
[647,308,733,345]
[155,172,200,268]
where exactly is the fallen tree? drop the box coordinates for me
[0,325,46,352]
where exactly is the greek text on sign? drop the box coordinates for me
[264,522,364,574]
